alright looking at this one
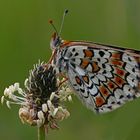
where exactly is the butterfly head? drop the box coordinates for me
[50,32,61,50]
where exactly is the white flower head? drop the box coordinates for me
[37,111,45,121]
[1,96,5,104]
[42,104,48,113]
[1,62,72,130]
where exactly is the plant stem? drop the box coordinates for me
[38,126,46,140]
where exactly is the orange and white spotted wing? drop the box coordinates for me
[53,41,140,113]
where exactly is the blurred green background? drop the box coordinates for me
[0,0,140,140]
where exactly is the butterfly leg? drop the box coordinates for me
[57,73,68,88]
[58,78,68,88]
[47,50,56,64]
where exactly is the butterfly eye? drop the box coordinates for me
[50,33,61,49]
[54,37,61,47]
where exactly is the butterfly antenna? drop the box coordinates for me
[59,9,68,36]
[49,19,59,35]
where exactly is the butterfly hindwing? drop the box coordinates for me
[55,41,140,113]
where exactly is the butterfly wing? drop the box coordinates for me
[56,41,140,113]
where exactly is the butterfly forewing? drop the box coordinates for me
[54,41,140,113]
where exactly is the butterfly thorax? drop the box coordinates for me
[50,32,74,73]
[52,47,68,74]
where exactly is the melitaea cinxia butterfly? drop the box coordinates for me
[48,10,140,113]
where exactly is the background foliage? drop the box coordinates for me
[0,0,140,140]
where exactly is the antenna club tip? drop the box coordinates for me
[49,19,53,24]
[65,9,69,14]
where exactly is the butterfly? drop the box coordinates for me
[48,10,140,114]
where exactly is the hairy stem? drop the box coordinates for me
[38,126,46,140]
